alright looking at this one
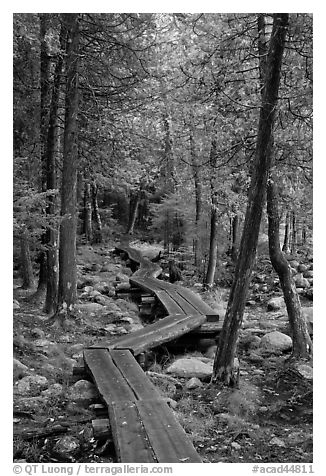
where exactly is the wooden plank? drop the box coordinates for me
[155,290,185,315]
[83,349,135,404]
[165,290,200,315]
[114,314,206,355]
[109,350,162,400]
[136,400,202,463]
[190,320,225,334]
[109,401,157,463]
[175,287,220,320]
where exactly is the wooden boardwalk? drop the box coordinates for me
[84,241,223,462]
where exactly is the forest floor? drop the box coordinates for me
[13,239,313,464]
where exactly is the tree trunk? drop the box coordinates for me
[211,13,289,386]
[84,181,93,243]
[91,182,102,243]
[291,210,297,253]
[20,230,35,289]
[190,132,202,266]
[282,210,291,253]
[205,139,219,287]
[267,180,312,358]
[231,214,240,262]
[43,21,66,314]
[126,190,140,235]
[55,13,79,319]
[206,202,219,287]
[34,14,52,299]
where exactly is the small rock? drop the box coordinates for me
[259,331,292,353]
[69,343,84,355]
[294,273,310,289]
[297,264,308,273]
[15,375,48,396]
[166,357,213,379]
[68,379,98,405]
[13,300,20,310]
[205,345,217,359]
[259,406,269,413]
[269,437,286,447]
[116,273,130,283]
[247,352,264,364]
[165,398,178,409]
[83,286,94,293]
[289,260,300,269]
[13,358,29,380]
[253,369,265,376]
[93,295,108,306]
[294,363,313,380]
[30,328,45,339]
[303,270,313,279]
[53,435,80,457]
[231,442,242,451]
[186,377,203,390]
[89,290,101,298]
[267,296,285,311]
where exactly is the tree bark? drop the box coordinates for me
[206,139,219,287]
[189,132,202,266]
[231,214,240,262]
[84,181,93,243]
[20,229,35,289]
[34,14,52,298]
[267,180,312,358]
[211,13,289,386]
[126,190,140,235]
[282,210,291,253]
[43,21,66,314]
[91,182,102,243]
[55,13,79,318]
[291,210,297,253]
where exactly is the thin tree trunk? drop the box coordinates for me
[291,210,297,253]
[91,182,102,243]
[206,139,219,287]
[55,13,79,319]
[84,181,93,243]
[126,190,140,235]
[20,230,35,289]
[282,210,291,253]
[212,13,289,386]
[267,180,312,358]
[34,14,52,298]
[231,214,240,262]
[190,132,202,266]
[43,21,65,314]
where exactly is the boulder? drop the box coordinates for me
[186,377,203,390]
[294,273,310,289]
[68,379,98,405]
[166,357,213,379]
[303,269,313,279]
[259,331,292,353]
[294,363,313,380]
[53,435,80,457]
[267,296,285,311]
[289,260,300,269]
[15,375,48,396]
[13,358,30,380]
[297,264,308,273]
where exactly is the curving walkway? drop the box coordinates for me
[83,242,222,463]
